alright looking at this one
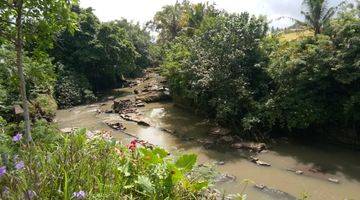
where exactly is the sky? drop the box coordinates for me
[80,0,344,28]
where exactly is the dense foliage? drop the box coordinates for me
[0,45,57,121]
[52,8,151,93]
[158,1,360,141]
[0,120,210,199]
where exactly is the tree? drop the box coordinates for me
[300,0,339,35]
[52,9,138,92]
[162,12,270,135]
[0,0,77,142]
[150,0,216,43]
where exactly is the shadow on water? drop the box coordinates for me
[147,102,360,182]
[271,140,360,181]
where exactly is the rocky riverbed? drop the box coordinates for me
[56,68,360,200]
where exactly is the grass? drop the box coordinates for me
[279,30,314,41]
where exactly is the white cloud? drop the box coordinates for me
[80,0,344,28]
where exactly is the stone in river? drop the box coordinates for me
[137,120,151,127]
[295,170,304,175]
[104,121,126,131]
[255,184,266,190]
[250,156,271,167]
[328,178,340,184]
[256,160,271,167]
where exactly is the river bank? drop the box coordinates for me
[55,68,360,200]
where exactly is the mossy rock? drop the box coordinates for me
[30,94,58,121]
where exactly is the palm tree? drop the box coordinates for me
[300,0,338,35]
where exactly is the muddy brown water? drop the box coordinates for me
[56,88,360,200]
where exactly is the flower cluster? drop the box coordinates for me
[0,166,6,177]
[12,133,22,142]
[128,139,137,151]
[15,161,25,170]
[73,190,86,199]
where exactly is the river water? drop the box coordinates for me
[56,88,360,200]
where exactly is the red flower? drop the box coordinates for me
[128,139,137,151]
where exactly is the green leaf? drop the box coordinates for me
[191,181,209,191]
[136,175,154,194]
[152,147,169,158]
[175,154,197,172]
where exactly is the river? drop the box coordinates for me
[55,76,360,200]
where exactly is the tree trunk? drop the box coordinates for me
[15,0,31,142]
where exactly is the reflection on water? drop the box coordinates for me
[149,108,166,119]
[56,100,360,200]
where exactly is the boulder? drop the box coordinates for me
[120,113,151,127]
[113,99,133,112]
[104,121,126,131]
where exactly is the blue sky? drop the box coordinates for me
[80,0,344,28]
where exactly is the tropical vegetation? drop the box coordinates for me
[0,0,359,198]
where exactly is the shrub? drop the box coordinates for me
[0,45,56,121]
[0,121,210,199]
[54,67,97,108]
[29,94,58,121]
[162,12,270,131]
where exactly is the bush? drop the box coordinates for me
[55,67,97,108]
[29,94,58,121]
[0,121,210,199]
[0,45,56,121]
[162,12,270,131]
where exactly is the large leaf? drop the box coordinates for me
[175,154,197,172]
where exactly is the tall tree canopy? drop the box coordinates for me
[0,0,77,141]
[300,0,338,35]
